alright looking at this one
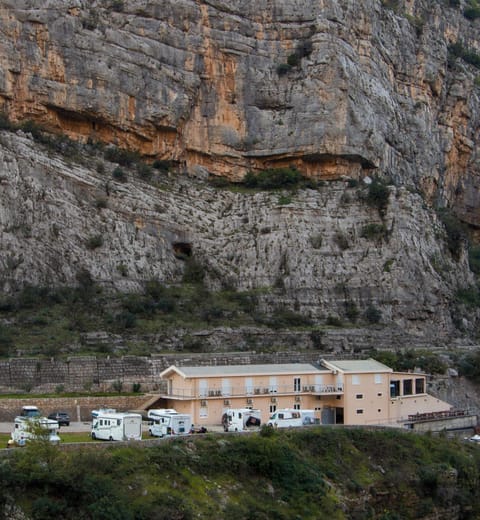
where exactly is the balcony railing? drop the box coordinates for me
[162,383,344,399]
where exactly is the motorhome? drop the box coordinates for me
[91,408,116,419]
[267,409,315,428]
[11,416,61,446]
[91,412,142,441]
[148,409,191,437]
[20,405,41,418]
[222,408,262,432]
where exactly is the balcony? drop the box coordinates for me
[161,383,344,400]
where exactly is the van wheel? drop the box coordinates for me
[234,428,238,432]
[109,436,113,441]
[91,433,96,440]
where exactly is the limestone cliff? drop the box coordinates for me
[0,0,479,350]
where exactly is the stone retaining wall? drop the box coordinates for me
[0,351,325,394]
[0,395,149,422]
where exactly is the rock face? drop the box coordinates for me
[0,1,479,226]
[0,129,476,346]
[0,1,479,349]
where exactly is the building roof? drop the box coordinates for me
[322,358,392,373]
[160,363,324,379]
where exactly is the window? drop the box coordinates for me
[294,377,301,392]
[269,376,278,393]
[269,404,277,414]
[356,409,364,414]
[403,379,413,396]
[222,378,231,396]
[355,394,364,399]
[390,380,400,398]
[199,407,208,418]
[294,403,300,410]
[352,375,360,385]
[415,378,425,394]
[374,373,382,384]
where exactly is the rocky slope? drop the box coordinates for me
[0,0,479,350]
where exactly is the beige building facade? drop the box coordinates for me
[156,359,452,428]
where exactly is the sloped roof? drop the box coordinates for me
[322,358,392,373]
[160,363,324,379]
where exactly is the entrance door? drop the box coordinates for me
[335,407,344,425]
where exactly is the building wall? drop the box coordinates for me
[342,372,391,426]
[389,394,451,422]
[161,367,453,428]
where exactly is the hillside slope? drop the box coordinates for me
[2,427,480,519]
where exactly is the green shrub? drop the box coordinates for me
[334,231,349,250]
[136,162,153,180]
[437,209,467,260]
[296,39,313,58]
[287,53,300,67]
[86,234,104,250]
[449,40,480,68]
[366,177,390,214]
[277,194,292,205]
[326,315,343,327]
[243,167,303,189]
[276,63,292,75]
[182,258,206,284]
[383,258,395,272]
[0,112,14,130]
[345,301,359,322]
[469,245,480,274]
[152,159,173,172]
[114,311,136,329]
[464,6,480,19]
[112,167,127,182]
[111,0,124,12]
[361,223,387,239]
[456,286,480,307]
[104,146,139,166]
[458,351,480,381]
[365,304,382,324]
[95,197,108,209]
[310,234,322,249]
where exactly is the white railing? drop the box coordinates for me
[165,383,344,399]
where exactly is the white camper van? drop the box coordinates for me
[11,416,61,446]
[91,412,142,441]
[267,409,315,428]
[20,405,41,418]
[222,408,262,432]
[148,409,191,437]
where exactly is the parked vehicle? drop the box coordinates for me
[11,416,60,446]
[48,411,70,426]
[222,408,262,432]
[91,412,142,441]
[20,405,41,418]
[267,409,315,428]
[148,409,191,437]
[91,408,116,419]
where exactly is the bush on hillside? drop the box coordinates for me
[243,167,303,189]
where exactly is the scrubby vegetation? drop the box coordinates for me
[2,427,480,519]
[368,348,448,375]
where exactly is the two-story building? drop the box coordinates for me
[155,359,452,428]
